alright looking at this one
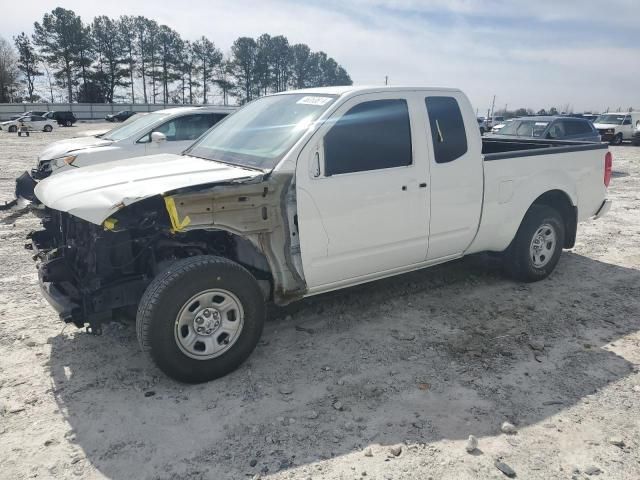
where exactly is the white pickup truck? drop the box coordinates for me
[30,86,612,383]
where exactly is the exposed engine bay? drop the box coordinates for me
[28,174,306,334]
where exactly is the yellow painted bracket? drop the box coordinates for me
[164,196,191,232]
[103,218,118,231]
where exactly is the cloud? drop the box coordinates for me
[2,0,638,112]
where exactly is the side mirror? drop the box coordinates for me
[150,131,167,144]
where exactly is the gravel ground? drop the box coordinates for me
[0,123,639,480]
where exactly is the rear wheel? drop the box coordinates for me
[505,205,565,282]
[611,133,623,145]
[8,125,16,133]
[136,256,265,383]
[65,120,72,127]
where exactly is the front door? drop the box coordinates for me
[296,92,430,289]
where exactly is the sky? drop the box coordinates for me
[1,0,638,114]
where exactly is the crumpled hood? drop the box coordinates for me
[38,136,113,161]
[34,153,262,225]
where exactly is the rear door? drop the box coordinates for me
[296,92,430,288]
[424,94,483,260]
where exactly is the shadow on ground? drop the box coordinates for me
[47,252,639,479]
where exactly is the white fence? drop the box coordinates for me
[0,103,211,121]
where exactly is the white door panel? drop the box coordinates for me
[297,92,430,289]
[424,93,483,260]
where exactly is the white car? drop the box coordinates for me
[15,106,237,202]
[594,112,640,145]
[1,115,55,133]
[31,86,611,383]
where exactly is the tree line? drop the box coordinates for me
[0,7,352,105]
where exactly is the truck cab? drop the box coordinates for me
[30,86,611,383]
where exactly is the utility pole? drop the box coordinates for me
[385,76,388,86]
[490,95,496,119]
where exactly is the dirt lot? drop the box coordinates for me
[0,123,639,480]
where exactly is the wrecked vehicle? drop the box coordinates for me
[14,106,236,204]
[29,86,612,383]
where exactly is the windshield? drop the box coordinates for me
[595,114,625,125]
[101,112,167,141]
[186,93,337,169]
[498,119,549,137]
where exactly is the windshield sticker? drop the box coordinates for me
[296,96,332,106]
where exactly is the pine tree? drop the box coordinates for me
[14,32,41,102]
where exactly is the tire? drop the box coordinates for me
[504,205,565,282]
[43,125,53,132]
[65,120,72,127]
[8,125,16,133]
[136,255,266,383]
[611,133,623,145]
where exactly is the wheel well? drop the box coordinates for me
[169,229,274,299]
[531,190,577,248]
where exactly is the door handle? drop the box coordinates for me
[419,182,427,188]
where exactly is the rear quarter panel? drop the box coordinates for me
[468,148,607,253]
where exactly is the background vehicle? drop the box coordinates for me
[9,110,47,120]
[1,115,55,133]
[30,86,611,383]
[594,112,640,144]
[477,117,487,134]
[31,106,236,180]
[491,118,513,133]
[105,110,136,122]
[490,116,600,142]
[44,111,77,127]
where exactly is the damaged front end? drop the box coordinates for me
[28,172,307,333]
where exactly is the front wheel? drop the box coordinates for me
[64,120,72,127]
[136,256,266,383]
[610,133,623,145]
[43,125,53,132]
[504,205,565,282]
[8,125,17,133]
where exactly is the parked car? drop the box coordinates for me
[9,110,47,120]
[29,86,612,383]
[0,115,55,133]
[477,117,487,135]
[594,112,640,145]
[14,106,237,201]
[105,110,136,122]
[44,111,77,127]
[486,115,505,129]
[491,118,513,134]
[490,116,600,142]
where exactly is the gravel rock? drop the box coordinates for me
[501,422,517,434]
[607,437,624,447]
[364,447,373,457]
[389,445,402,457]
[249,459,257,467]
[585,465,602,476]
[278,384,294,395]
[528,339,545,351]
[333,401,343,411]
[494,460,516,477]
[306,410,319,419]
[465,435,478,453]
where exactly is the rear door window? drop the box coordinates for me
[324,99,412,176]
[565,120,592,135]
[425,97,468,163]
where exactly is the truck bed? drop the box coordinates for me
[482,137,607,160]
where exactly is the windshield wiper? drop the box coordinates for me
[184,153,265,173]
